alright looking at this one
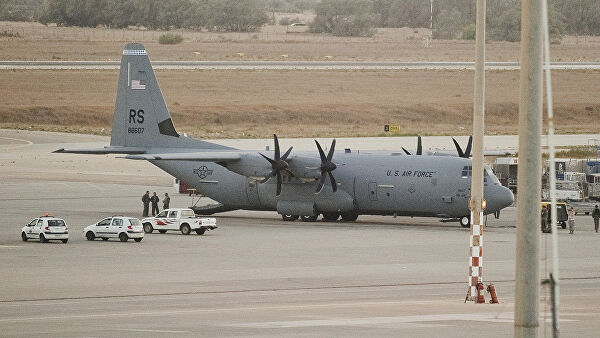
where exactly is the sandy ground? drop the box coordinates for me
[1,69,598,138]
[1,130,600,337]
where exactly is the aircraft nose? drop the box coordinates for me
[497,186,514,210]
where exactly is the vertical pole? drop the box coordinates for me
[430,0,433,30]
[468,0,486,301]
[515,0,543,336]
[541,0,560,336]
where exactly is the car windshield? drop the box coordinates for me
[157,211,167,217]
[47,220,65,227]
[129,219,140,226]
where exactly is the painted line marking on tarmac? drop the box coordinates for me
[229,313,578,329]
[0,245,23,248]
[116,328,188,333]
[0,136,33,151]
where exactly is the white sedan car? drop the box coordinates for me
[84,216,144,242]
[21,215,69,243]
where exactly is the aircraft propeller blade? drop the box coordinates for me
[402,136,422,155]
[452,136,473,158]
[314,139,338,193]
[259,134,293,196]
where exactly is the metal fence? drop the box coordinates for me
[0,22,432,44]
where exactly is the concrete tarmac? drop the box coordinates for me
[1,129,600,337]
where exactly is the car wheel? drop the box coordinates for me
[195,228,206,235]
[180,224,191,235]
[119,233,128,242]
[86,231,95,241]
[158,230,167,234]
[281,214,299,222]
[341,212,359,222]
[301,215,318,222]
[460,216,470,228]
[143,223,153,233]
[21,232,28,242]
[134,238,143,242]
[39,234,48,243]
[322,212,339,222]
[61,239,68,244]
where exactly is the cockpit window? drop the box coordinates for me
[461,166,490,182]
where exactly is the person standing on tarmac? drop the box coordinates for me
[142,191,150,217]
[592,205,600,233]
[163,193,170,210]
[150,192,160,216]
[541,205,549,232]
[568,207,575,234]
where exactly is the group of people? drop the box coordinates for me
[142,191,171,217]
[541,204,600,234]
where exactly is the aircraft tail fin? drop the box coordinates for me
[110,43,225,150]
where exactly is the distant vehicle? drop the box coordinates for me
[290,22,306,27]
[21,215,69,243]
[142,208,217,235]
[84,216,144,242]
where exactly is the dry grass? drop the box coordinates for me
[1,69,598,138]
[1,21,600,61]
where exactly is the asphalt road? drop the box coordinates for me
[1,129,600,337]
[1,60,600,70]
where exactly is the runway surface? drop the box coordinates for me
[1,129,600,337]
[1,60,600,70]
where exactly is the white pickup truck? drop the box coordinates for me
[142,208,217,235]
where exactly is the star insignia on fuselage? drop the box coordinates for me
[194,165,213,179]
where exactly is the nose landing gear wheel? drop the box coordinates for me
[460,216,470,228]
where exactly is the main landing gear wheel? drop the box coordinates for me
[301,215,318,222]
[322,212,339,222]
[180,224,191,235]
[340,212,359,222]
[281,215,299,222]
[143,223,153,233]
[460,216,470,228]
[86,231,95,241]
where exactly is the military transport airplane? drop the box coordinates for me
[55,43,514,227]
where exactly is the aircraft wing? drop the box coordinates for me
[124,152,241,161]
[54,147,146,154]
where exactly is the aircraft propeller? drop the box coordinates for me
[314,139,338,193]
[402,135,423,155]
[259,134,293,196]
[452,136,473,158]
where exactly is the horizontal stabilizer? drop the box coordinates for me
[54,147,146,155]
[125,152,241,161]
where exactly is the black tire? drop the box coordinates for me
[86,231,95,241]
[102,238,108,241]
[460,216,470,228]
[340,212,359,222]
[143,223,153,233]
[119,233,128,242]
[322,212,339,222]
[281,214,299,222]
[21,232,28,242]
[39,234,48,243]
[61,239,68,244]
[180,223,191,235]
[195,228,206,235]
[158,230,167,234]
[301,215,318,222]
[134,237,143,242]
[561,221,567,229]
